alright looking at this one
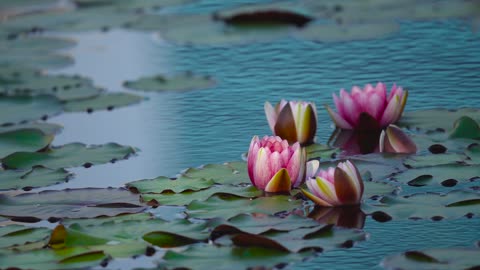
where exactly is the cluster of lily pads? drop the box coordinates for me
[1,1,480,270]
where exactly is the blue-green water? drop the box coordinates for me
[41,5,480,270]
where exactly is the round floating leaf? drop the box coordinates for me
[2,142,137,170]
[403,153,468,168]
[74,0,192,10]
[0,248,108,270]
[182,162,250,185]
[466,144,480,165]
[141,185,261,206]
[362,190,480,220]
[221,213,321,235]
[127,175,215,194]
[159,243,313,270]
[0,95,63,126]
[449,116,480,139]
[0,188,145,220]
[0,72,103,101]
[186,195,302,220]
[306,143,339,160]
[392,164,480,188]
[0,122,63,136]
[398,108,480,133]
[362,181,399,199]
[0,166,72,191]
[0,225,50,248]
[381,248,480,270]
[0,37,75,69]
[63,93,144,113]
[124,72,216,92]
[0,128,53,158]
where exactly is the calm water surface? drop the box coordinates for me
[42,2,480,269]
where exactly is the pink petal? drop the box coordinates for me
[334,167,361,205]
[339,91,361,126]
[306,160,319,179]
[366,92,386,121]
[380,95,401,127]
[265,168,291,193]
[253,148,272,189]
[301,188,333,207]
[326,105,353,129]
[383,125,417,154]
[264,101,278,133]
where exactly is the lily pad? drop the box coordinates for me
[182,162,250,185]
[140,185,262,206]
[158,243,313,270]
[186,194,302,220]
[306,143,339,160]
[0,128,53,158]
[403,153,468,168]
[0,225,50,248]
[0,166,72,191]
[449,116,480,139]
[391,164,480,188]
[0,248,109,270]
[63,92,144,113]
[0,95,63,126]
[74,0,192,11]
[398,108,480,133]
[0,122,63,136]
[123,72,216,92]
[0,188,145,220]
[2,142,137,170]
[0,72,103,101]
[126,175,215,194]
[0,36,75,69]
[381,247,480,270]
[362,190,480,221]
[466,143,480,165]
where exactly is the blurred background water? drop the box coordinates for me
[22,0,480,268]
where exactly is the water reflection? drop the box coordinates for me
[328,128,381,155]
[308,205,366,229]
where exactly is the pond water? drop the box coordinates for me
[2,0,480,269]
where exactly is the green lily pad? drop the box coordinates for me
[381,247,480,270]
[182,162,250,185]
[61,213,153,227]
[0,225,50,249]
[449,116,480,139]
[126,175,215,194]
[0,122,63,136]
[158,243,313,270]
[294,22,399,42]
[398,108,480,133]
[391,164,480,188]
[2,142,137,170]
[362,190,480,221]
[0,36,75,69]
[221,213,321,235]
[0,128,53,158]
[141,185,262,206]
[0,72,103,101]
[63,92,144,113]
[0,188,145,220]
[131,13,290,46]
[123,72,216,92]
[0,166,72,191]
[410,133,476,154]
[0,95,63,126]
[306,143,339,160]
[186,194,302,220]
[403,153,468,168]
[74,0,192,10]
[466,143,480,165]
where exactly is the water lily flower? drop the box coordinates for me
[265,100,317,145]
[247,135,307,193]
[379,124,417,154]
[302,160,364,207]
[326,83,408,130]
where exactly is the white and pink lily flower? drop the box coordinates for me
[379,124,417,154]
[326,83,408,130]
[302,160,364,207]
[247,135,307,193]
[265,100,317,145]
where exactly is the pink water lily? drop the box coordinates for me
[379,124,417,154]
[302,160,364,207]
[326,83,408,130]
[265,100,317,145]
[247,135,307,193]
